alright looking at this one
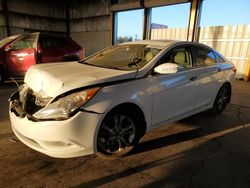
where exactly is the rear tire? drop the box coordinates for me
[211,84,231,114]
[97,109,142,159]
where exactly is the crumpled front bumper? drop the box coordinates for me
[9,92,103,158]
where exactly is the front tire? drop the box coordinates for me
[211,84,231,114]
[97,109,142,159]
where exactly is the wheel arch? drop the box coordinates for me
[104,102,147,138]
[223,81,232,103]
[94,102,147,157]
[93,102,147,153]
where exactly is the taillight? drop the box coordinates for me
[232,66,237,73]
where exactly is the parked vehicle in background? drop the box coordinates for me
[0,34,20,82]
[0,32,84,82]
[9,40,235,159]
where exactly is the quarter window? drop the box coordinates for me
[214,51,226,63]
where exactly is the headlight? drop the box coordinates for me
[33,87,99,120]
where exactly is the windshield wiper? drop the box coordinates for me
[81,61,102,68]
[128,57,143,69]
[98,65,122,70]
[81,61,124,70]
[82,61,91,65]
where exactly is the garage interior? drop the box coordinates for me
[0,0,250,187]
[1,0,249,77]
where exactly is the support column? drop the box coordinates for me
[2,0,10,36]
[187,0,203,42]
[112,12,118,45]
[143,8,152,40]
[65,0,70,36]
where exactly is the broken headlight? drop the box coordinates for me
[33,87,99,120]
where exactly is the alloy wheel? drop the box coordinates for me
[98,114,136,155]
[213,85,230,113]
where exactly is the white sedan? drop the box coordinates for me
[9,40,235,159]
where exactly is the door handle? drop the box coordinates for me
[190,76,197,81]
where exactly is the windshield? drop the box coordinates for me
[81,44,163,71]
[0,35,19,48]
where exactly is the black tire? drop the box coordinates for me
[97,109,142,159]
[211,84,231,114]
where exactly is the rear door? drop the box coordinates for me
[5,33,39,75]
[191,44,222,109]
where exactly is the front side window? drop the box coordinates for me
[0,35,19,48]
[194,46,217,66]
[11,34,38,51]
[81,44,163,71]
[160,46,192,69]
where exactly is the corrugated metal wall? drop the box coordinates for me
[0,0,67,39]
[70,0,111,56]
[0,0,8,38]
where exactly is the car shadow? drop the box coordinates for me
[129,103,246,156]
[73,104,250,188]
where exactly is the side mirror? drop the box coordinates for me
[154,63,179,74]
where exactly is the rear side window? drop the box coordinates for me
[194,46,217,66]
[40,37,61,49]
[40,37,70,49]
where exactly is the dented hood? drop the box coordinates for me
[24,62,137,97]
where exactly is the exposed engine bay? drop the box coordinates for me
[9,84,52,117]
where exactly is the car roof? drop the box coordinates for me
[120,40,214,50]
[121,40,176,47]
[39,33,69,38]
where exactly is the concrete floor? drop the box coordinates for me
[0,80,250,187]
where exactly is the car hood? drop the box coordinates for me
[24,62,137,97]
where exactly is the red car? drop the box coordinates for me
[0,32,84,82]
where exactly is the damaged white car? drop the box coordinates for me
[9,40,235,158]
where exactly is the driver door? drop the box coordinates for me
[5,33,39,75]
[151,45,198,126]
